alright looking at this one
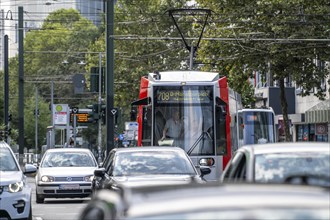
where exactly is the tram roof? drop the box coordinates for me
[148,71,219,82]
[238,107,274,113]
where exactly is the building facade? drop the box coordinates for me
[254,65,330,143]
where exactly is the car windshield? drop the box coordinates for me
[0,147,19,171]
[255,152,330,184]
[113,151,196,176]
[41,151,97,167]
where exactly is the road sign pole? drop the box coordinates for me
[98,52,102,164]
[73,114,77,147]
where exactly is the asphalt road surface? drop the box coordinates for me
[27,176,90,220]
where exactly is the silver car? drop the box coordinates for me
[0,141,37,220]
[79,182,330,220]
[221,142,330,185]
[35,148,98,203]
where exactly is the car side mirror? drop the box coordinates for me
[199,165,211,177]
[24,164,37,174]
[94,168,106,177]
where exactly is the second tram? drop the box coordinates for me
[236,107,276,147]
[131,71,242,181]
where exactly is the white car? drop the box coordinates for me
[35,148,98,203]
[221,142,330,186]
[0,141,37,220]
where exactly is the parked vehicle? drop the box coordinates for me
[92,146,210,192]
[79,181,330,220]
[221,142,330,186]
[0,141,37,220]
[35,148,98,203]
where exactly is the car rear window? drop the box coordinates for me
[113,151,196,176]
[255,152,330,184]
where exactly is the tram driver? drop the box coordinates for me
[159,110,184,146]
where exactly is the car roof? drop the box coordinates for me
[43,147,93,153]
[240,142,330,155]
[0,141,10,148]
[90,182,330,219]
[128,184,330,217]
[112,146,186,153]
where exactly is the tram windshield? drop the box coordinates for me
[154,86,215,156]
[239,111,275,145]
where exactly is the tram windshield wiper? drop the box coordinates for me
[187,131,211,156]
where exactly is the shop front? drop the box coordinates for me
[299,100,330,142]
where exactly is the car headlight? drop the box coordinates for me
[41,175,55,182]
[84,175,94,182]
[5,181,24,193]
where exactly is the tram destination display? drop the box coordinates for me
[155,86,212,104]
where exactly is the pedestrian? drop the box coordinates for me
[67,137,74,148]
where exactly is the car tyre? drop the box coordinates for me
[36,192,44,204]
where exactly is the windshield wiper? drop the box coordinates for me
[187,131,212,155]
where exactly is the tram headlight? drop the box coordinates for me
[199,158,214,166]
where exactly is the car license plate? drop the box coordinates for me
[59,184,80,190]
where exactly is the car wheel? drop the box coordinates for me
[36,192,44,204]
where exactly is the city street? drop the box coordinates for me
[27,176,90,220]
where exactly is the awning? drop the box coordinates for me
[305,99,330,123]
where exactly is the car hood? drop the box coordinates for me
[38,167,97,177]
[113,175,202,187]
[0,171,24,185]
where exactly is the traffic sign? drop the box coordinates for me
[111,108,117,115]
[72,107,79,114]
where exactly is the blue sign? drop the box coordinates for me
[119,134,124,141]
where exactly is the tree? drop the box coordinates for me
[5,9,100,149]
[24,8,100,105]
[196,0,330,141]
[87,0,196,125]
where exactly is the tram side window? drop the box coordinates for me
[216,99,227,155]
[141,106,152,146]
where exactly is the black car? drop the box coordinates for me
[92,146,210,192]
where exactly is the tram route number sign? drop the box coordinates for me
[70,113,89,123]
[156,89,211,104]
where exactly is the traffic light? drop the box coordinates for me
[130,108,137,121]
[90,67,105,93]
[87,104,107,124]
[86,104,98,123]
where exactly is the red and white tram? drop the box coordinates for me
[132,71,242,181]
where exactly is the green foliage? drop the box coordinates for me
[87,0,196,121]
[5,9,100,149]
[4,2,328,148]
[197,0,330,139]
